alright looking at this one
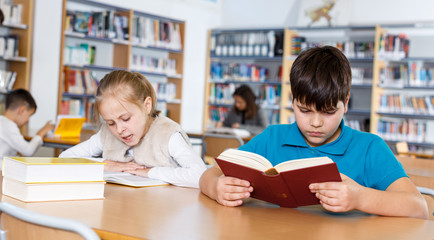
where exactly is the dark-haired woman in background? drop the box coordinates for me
[216,85,268,136]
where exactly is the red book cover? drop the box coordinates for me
[215,155,341,208]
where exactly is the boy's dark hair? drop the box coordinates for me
[6,89,37,111]
[233,84,258,120]
[290,46,352,111]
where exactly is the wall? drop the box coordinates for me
[29,0,222,134]
[29,0,434,134]
[221,0,434,27]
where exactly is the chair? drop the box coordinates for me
[0,202,100,240]
[201,133,244,165]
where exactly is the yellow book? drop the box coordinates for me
[54,115,86,138]
[2,157,105,183]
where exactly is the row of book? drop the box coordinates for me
[378,94,434,115]
[0,35,19,58]
[210,62,279,82]
[0,1,22,25]
[376,118,434,143]
[2,157,105,202]
[208,106,280,125]
[0,70,16,93]
[131,16,183,51]
[151,82,177,101]
[63,68,99,95]
[351,67,373,84]
[344,119,369,132]
[380,62,434,87]
[131,55,179,77]
[59,98,94,124]
[210,31,284,58]
[208,106,229,123]
[378,33,410,60]
[63,43,96,66]
[65,10,128,41]
[209,83,281,105]
[291,37,375,58]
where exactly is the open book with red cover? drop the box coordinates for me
[215,149,341,208]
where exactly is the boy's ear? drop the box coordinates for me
[144,97,152,115]
[16,105,27,115]
[344,93,350,113]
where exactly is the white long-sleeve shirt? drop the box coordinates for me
[59,130,206,188]
[0,116,43,166]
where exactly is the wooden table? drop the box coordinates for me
[1,183,433,240]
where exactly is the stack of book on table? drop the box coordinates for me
[2,157,105,202]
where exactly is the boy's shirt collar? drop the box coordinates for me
[282,120,351,156]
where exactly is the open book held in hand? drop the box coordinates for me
[215,149,341,208]
[104,172,169,187]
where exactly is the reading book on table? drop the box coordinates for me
[215,149,341,208]
[53,115,86,138]
[104,172,169,187]
[205,127,251,138]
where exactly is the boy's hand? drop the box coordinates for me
[36,121,55,137]
[231,123,240,128]
[124,168,151,177]
[309,173,363,212]
[214,175,253,207]
[103,160,146,172]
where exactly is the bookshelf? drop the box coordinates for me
[58,0,185,128]
[370,24,434,153]
[203,28,287,131]
[203,26,376,133]
[0,0,34,117]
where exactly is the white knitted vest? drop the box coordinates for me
[100,115,191,167]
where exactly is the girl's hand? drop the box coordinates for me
[309,173,363,212]
[103,160,145,172]
[124,168,152,177]
[214,175,253,207]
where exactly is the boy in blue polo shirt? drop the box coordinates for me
[199,46,428,219]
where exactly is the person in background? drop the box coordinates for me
[0,89,54,162]
[216,84,268,136]
[200,46,428,219]
[59,70,206,188]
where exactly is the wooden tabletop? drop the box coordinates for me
[2,182,433,240]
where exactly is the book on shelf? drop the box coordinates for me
[104,172,169,187]
[53,115,86,138]
[2,157,105,183]
[215,149,341,208]
[2,177,105,202]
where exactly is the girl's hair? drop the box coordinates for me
[94,70,160,123]
[290,46,352,111]
[233,84,258,120]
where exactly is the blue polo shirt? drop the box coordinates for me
[239,121,408,191]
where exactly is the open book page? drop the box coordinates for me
[103,172,168,187]
[206,127,251,138]
[274,157,333,173]
[218,149,273,172]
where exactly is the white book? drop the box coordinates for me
[2,157,105,183]
[2,177,105,202]
[104,172,168,187]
